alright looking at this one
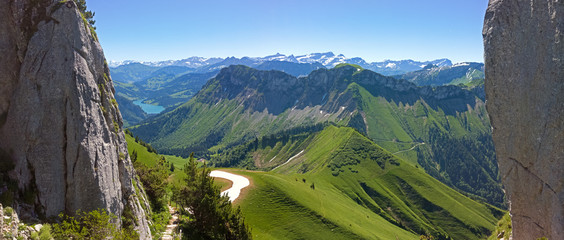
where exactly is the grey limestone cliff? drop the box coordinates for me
[0,0,150,238]
[483,0,563,239]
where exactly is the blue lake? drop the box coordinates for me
[133,99,165,114]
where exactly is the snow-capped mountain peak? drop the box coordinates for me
[109,53,458,76]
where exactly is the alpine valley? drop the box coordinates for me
[118,58,505,239]
[2,0,561,239]
[112,53,483,127]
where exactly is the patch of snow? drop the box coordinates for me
[273,150,305,170]
[268,155,278,162]
[385,63,397,68]
[209,170,250,202]
[452,62,470,67]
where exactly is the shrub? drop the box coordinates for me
[51,209,139,240]
[38,224,53,240]
[4,206,13,215]
[133,157,169,211]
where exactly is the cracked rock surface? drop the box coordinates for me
[0,1,150,238]
[483,0,563,239]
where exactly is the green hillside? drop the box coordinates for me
[131,65,504,207]
[124,132,189,171]
[220,126,503,239]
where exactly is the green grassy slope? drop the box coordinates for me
[220,126,503,240]
[125,133,189,170]
[131,65,503,207]
[125,133,209,192]
[232,170,418,240]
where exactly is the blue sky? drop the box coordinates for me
[88,0,489,63]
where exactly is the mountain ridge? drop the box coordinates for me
[109,52,456,76]
[394,62,484,86]
[132,64,487,151]
[130,65,503,208]
[220,126,502,239]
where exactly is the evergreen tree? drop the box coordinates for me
[131,150,137,163]
[134,155,170,211]
[74,0,96,28]
[174,154,252,239]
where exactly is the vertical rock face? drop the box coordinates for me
[0,0,150,238]
[483,0,563,239]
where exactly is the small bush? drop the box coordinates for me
[51,209,138,240]
[4,206,13,215]
[38,224,53,240]
[113,121,120,133]
[111,98,118,108]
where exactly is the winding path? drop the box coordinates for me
[391,142,425,155]
[161,205,179,240]
[210,170,250,202]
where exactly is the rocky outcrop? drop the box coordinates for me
[483,0,563,239]
[0,0,150,238]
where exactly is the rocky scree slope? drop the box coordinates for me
[0,0,150,237]
[484,0,564,239]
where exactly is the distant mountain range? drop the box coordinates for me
[112,58,485,128]
[394,62,485,86]
[109,52,454,76]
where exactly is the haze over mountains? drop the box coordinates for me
[109,52,454,76]
[394,62,485,86]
